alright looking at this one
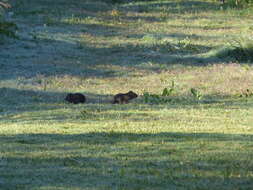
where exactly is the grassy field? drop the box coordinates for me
[1,0,253,189]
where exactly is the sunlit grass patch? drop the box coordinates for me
[62,15,100,25]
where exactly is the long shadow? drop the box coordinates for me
[0,37,124,81]
[1,0,237,82]
[0,132,253,189]
[0,87,112,117]
[0,86,111,103]
[0,29,223,82]
[1,132,253,145]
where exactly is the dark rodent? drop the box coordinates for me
[113,91,138,104]
[65,93,86,104]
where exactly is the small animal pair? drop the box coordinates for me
[65,91,138,104]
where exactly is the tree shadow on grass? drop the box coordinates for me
[13,0,114,15]
[1,0,238,82]
[0,87,113,122]
[2,131,253,145]
[0,132,253,189]
[0,30,223,82]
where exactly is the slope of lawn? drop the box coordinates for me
[1,0,253,189]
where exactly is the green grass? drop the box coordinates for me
[1,0,253,189]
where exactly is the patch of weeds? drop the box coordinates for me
[141,36,176,53]
[162,81,175,96]
[190,88,203,101]
[215,36,253,62]
[177,37,200,52]
[143,92,166,104]
[239,89,253,98]
[143,81,176,104]
[158,39,180,53]
[42,79,48,91]
[141,35,201,53]
[0,21,18,38]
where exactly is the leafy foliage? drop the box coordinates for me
[162,81,175,96]
[190,88,202,100]
[143,81,176,104]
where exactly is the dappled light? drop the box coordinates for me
[1,132,253,189]
[1,0,253,189]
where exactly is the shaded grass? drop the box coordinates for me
[1,131,253,189]
[1,0,253,189]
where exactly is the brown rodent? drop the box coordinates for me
[113,91,138,104]
[65,93,86,104]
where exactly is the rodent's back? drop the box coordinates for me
[65,93,86,104]
[113,93,125,103]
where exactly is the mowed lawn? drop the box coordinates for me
[1,0,253,189]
